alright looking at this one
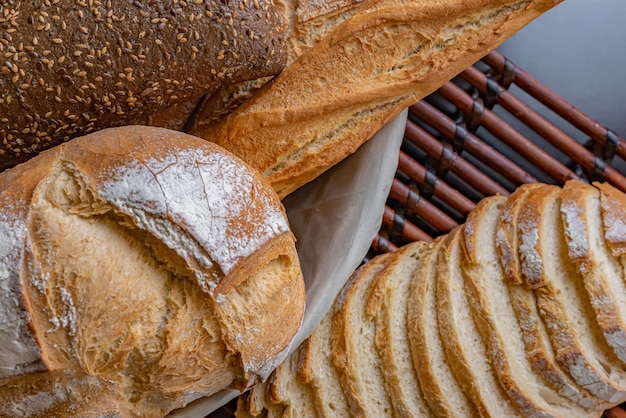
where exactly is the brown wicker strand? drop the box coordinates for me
[459,65,626,192]
[410,100,538,186]
[437,81,580,185]
[483,50,626,162]
[397,151,475,216]
[371,233,399,254]
[389,178,459,232]
[382,205,433,243]
[404,118,510,196]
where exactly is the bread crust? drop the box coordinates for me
[0,1,287,171]
[191,0,564,197]
[515,182,626,403]
[0,126,305,415]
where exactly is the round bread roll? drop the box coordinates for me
[0,126,305,417]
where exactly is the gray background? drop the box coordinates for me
[497,0,626,137]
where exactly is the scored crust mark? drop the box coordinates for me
[516,182,626,403]
[436,226,520,417]
[461,195,596,417]
[407,236,475,417]
[0,126,305,415]
[561,180,626,365]
[0,0,287,171]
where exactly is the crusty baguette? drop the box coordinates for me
[369,240,432,417]
[0,0,287,172]
[407,237,475,417]
[516,183,626,403]
[461,195,598,417]
[436,226,521,416]
[330,252,395,416]
[190,0,564,198]
[0,126,305,416]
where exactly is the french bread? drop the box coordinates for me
[0,126,305,416]
[0,0,287,172]
[189,0,565,198]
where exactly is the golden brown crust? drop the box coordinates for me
[0,126,305,416]
[191,0,564,198]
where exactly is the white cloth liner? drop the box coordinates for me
[169,109,407,417]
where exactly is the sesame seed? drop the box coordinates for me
[52,38,62,44]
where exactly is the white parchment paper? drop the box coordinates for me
[170,109,407,417]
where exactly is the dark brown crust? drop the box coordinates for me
[0,0,287,171]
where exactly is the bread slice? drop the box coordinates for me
[461,195,598,417]
[331,252,395,416]
[407,236,475,417]
[436,226,520,416]
[594,181,626,258]
[516,183,626,403]
[498,183,611,410]
[368,240,433,417]
[495,182,544,285]
[299,312,352,417]
[561,180,626,364]
[265,344,319,418]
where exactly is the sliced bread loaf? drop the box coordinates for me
[331,252,396,416]
[436,226,521,417]
[299,312,352,417]
[594,181,626,258]
[461,195,598,417]
[407,236,475,417]
[266,343,319,418]
[561,180,626,364]
[517,183,626,403]
[368,240,433,417]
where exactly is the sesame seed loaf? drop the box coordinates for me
[188,0,565,198]
[0,126,305,416]
[0,0,287,172]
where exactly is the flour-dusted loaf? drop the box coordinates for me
[189,0,565,198]
[0,0,288,172]
[0,126,305,417]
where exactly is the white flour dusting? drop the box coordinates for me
[98,146,289,294]
[561,200,589,267]
[0,211,44,378]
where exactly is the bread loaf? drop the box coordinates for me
[189,0,565,198]
[0,0,287,172]
[245,181,626,417]
[0,126,305,416]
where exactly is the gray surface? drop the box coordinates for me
[497,0,626,137]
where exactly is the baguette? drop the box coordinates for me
[190,0,564,198]
[0,126,305,416]
[0,0,287,172]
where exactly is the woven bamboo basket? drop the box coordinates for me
[209,51,626,418]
